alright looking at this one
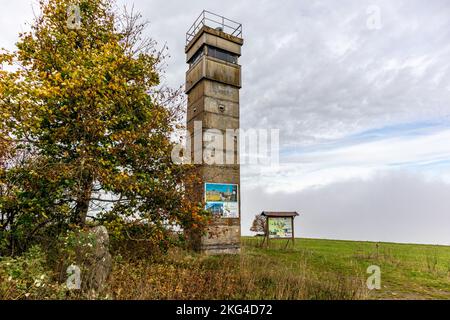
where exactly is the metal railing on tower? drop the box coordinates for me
[186,10,242,45]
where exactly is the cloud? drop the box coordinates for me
[0,2,35,51]
[3,1,449,147]
[117,0,450,159]
[242,123,450,192]
[235,0,450,147]
[242,171,450,245]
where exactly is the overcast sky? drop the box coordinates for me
[2,0,450,245]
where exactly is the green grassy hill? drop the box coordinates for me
[108,236,450,300]
[242,237,450,299]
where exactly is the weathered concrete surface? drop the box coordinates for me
[201,217,241,255]
[187,96,239,122]
[185,24,243,255]
[186,57,241,93]
[186,26,243,61]
[187,112,239,132]
[188,80,240,104]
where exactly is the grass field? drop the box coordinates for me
[109,237,450,300]
[3,236,450,299]
[241,237,450,300]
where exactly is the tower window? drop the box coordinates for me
[188,46,205,67]
[207,46,238,64]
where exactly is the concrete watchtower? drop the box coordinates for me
[185,11,243,254]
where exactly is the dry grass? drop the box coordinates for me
[109,247,368,300]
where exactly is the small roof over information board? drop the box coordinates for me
[261,211,299,217]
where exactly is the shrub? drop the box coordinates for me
[0,245,65,299]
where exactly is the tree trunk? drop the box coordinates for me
[73,175,94,226]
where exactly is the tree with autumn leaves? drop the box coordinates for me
[0,0,206,255]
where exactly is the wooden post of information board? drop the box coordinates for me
[291,216,295,246]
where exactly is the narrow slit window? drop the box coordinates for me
[189,46,205,67]
[207,46,238,64]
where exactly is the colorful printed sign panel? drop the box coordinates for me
[205,183,239,218]
[268,217,293,239]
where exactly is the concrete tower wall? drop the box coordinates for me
[185,24,243,254]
